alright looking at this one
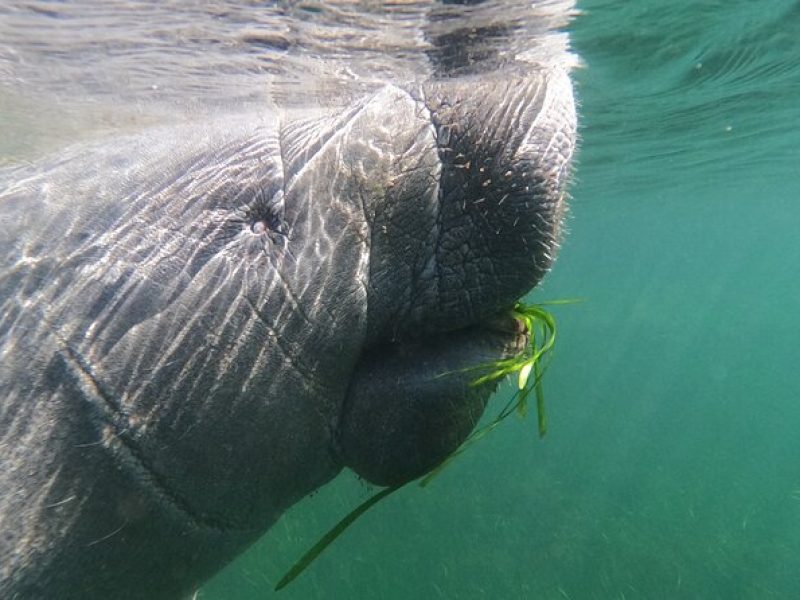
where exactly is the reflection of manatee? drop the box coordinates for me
[0,22,576,600]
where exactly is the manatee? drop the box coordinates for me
[0,3,577,599]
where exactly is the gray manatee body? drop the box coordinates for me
[0,64,575,600]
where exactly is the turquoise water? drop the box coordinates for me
[202,1,800,598]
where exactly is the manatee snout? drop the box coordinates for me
[337,319,527,487]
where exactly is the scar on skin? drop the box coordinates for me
[86,520,127,547]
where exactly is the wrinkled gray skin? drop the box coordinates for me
[0,54,575,600]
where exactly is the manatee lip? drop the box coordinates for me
[481,311,530,356]
[401,309,530,362]
[352,307,529,384]
[483,311,527,335]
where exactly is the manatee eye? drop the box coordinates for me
[250,220,268,235]
[245,187,285,237]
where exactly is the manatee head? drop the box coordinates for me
[0,22,575,600]
[333,69,576,486]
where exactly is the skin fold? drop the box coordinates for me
[0,67,575,598]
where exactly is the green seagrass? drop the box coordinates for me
[276,300,575,590]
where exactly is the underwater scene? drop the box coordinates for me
[205,2,800,598]
[1,0,798,598]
